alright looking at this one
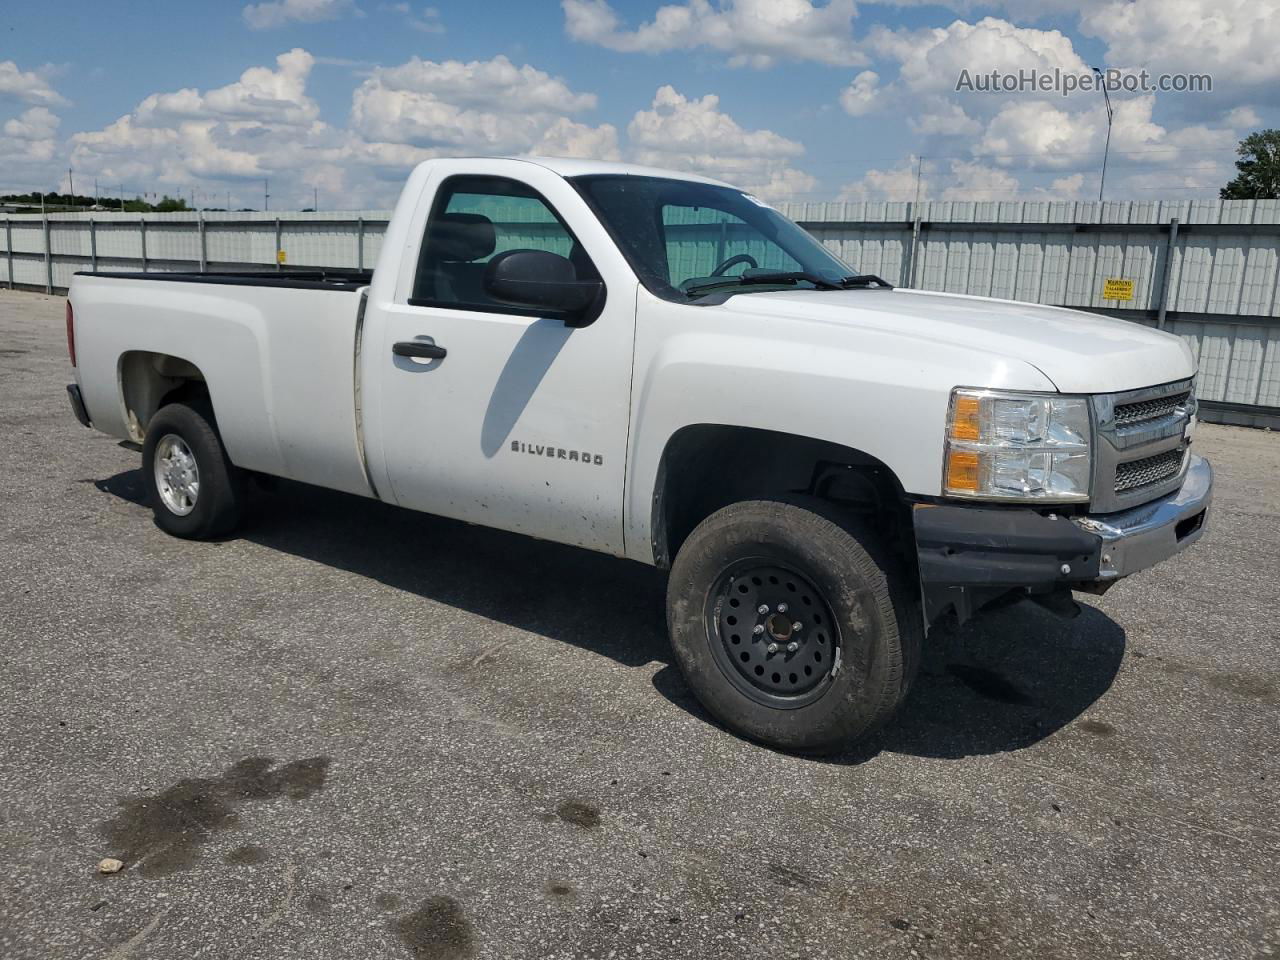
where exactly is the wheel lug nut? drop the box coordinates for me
[777,603,788,613]
[757,604,769,615]
[752,624,764,636]
[766,642,778,654]
[787,642,799,653]
[792,621,802,632]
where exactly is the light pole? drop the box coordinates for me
[1092,67,1114,202]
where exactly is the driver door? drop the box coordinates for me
[364,166,636,555]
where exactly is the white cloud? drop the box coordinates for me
[350,55,604,154]
[839,71,880,116]
[860,16,1100,173]
[850,13,1258,200]
[0,61,68,108]
[627,85,815,199]
[563,0,865,68]
[534,117,621,160]
[1080,0,1280,100]
[908,99,981,136]
[975,99,1097,165]
[836,157,1034,201]
[243,0,360,29]
[135,49,319,127]
[0,105,61,185]
[72,116,267,182]
[4,106,59,141]
[837,159,924,201]
[940,159,1021,199]
[1224,107,1261,129]
[1048,173,1086,196]
[867,1,1278,117]
[871,17,1089,97]
[363,55,595,114]
[66,49,623,209]
[870,0,1106,15]
[68,49,346,205]
[383,2,444,32]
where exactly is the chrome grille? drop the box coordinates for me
[1115,447,1186,494]
[1114,391,1190,427]
[1091,379,1194,513]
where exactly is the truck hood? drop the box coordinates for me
[717,287,1195,394]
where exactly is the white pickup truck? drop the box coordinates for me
[65,157,1211,753]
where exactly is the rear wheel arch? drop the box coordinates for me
[117,350,213,443]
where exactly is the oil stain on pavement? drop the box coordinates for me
[98,756,330,877]
[394,895,476,960]
[1077,719,1116,737]
[224,843,271,865]
[553,799,600,829]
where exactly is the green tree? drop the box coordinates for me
[1220,129,1280,199]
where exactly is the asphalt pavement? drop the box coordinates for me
[1,288,1277,959]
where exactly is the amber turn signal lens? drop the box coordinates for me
[945,450,981,492]
[950,393,980,441]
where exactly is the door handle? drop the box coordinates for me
[393,340,447,360]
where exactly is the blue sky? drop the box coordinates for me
[1,0,1273,209]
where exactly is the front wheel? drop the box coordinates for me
[666,498,919,754]
[142,401,245,539]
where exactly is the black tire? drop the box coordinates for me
[667,498,920,754]
[142,402,245,539]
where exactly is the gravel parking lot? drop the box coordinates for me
[1,287,1278,960]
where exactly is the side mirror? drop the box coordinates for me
[483,249,604,327]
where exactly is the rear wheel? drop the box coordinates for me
[667,498,919,754]
[142,402,244,539]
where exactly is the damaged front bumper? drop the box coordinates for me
[913,455,1212,625]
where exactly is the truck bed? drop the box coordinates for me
[70,271,376,499]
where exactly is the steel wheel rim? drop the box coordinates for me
[154,433,199,516]
[704,558,842,710]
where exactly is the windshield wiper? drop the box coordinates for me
[840,274,893,288]
[684,271,844,298]
[684,271,895,298]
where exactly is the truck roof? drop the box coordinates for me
[429,156,736,188]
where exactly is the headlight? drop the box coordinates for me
[943,388,1092,502]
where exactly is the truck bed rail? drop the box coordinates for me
[74,269,373,292]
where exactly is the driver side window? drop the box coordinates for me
[661,204,802,288]
[411,175,599,311]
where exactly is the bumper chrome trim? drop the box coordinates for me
[1073,454,1212,579]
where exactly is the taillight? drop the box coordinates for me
[66,301,76,367]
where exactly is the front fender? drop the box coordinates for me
[622,294,1055,563]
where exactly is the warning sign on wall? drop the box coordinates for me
[1103,277,1134,301]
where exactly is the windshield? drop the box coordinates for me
[569,175,856,302]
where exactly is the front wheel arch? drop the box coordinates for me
[650,424,913,569]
